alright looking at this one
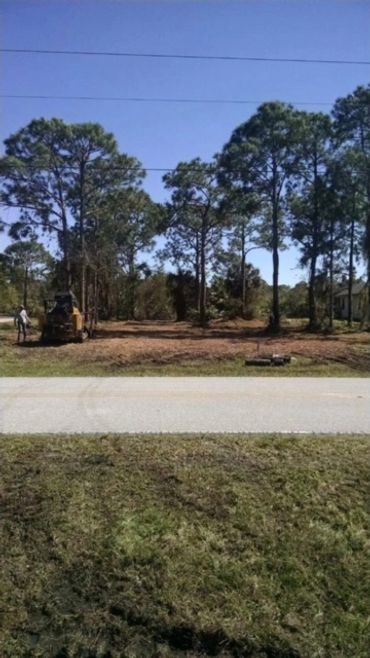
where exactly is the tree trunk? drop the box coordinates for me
[241,222,246,317]
[347,215,355,326]
[127,255,136,321]
[270,161,280,333]
[174,270,187,321]
[79,162,86,313]
[199,225,207,327]
[366,207,370,325]
[328,218,334,330]
[361,129,370,326]
[23,266,28,308]
[308,153,319,331]
[308,255,317,330]
[61,210,71,290]
[272,241,280,332]
[271,199,280,332]
[89,267,98,335]
[115,288,121,321]
[195,233,200,312]
[56,172,71,290]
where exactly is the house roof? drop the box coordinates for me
[335,281,367,297]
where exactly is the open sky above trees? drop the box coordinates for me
[1,0,369,285]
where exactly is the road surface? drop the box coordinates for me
[0,377,369,434]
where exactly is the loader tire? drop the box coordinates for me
[77,329,89,343]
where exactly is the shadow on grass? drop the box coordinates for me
[92,325,363,344]
[15,340,68,349]
[92,324,291,342]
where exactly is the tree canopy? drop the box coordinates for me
[1,85,369,328]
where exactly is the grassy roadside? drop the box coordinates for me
[0,344,368,378]
[0,340,109,376]
[111,356,368,377]
[1,433,370,657]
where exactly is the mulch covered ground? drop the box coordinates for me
[12,318,368,371]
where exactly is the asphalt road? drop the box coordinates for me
[1,377,369,434]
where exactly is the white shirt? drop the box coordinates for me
[19,309,29,324]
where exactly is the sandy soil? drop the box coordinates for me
[15,318,369,370]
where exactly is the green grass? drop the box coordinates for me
[113,355,368,377]
[1,433,370,657]
[0,344,109,376]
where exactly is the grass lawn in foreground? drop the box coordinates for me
[1,434,370,657]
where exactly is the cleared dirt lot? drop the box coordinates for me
[1,319,369,375]
[91,319,370,368]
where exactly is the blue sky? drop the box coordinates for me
[1,0,369,284]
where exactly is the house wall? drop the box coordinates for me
[335,293,366,321]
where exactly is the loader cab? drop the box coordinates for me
[40,291,89,343]
[49,292,79,316]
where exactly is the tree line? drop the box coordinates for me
[0,84,369,331]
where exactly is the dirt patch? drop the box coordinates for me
[3,318,369,372]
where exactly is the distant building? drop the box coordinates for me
[334,281,368,322]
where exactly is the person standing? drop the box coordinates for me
[15,305,30,343]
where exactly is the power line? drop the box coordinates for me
[0,93,333,107]
[1,164,366,176]
[1,48,370,66]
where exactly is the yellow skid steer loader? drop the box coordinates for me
[39,291,90,343]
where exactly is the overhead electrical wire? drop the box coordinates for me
[0,93,333,107]
[1,47,369,66]
[1,164,365,176]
